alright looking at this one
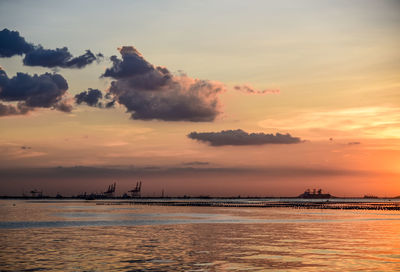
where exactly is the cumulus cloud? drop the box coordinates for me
[234,84,280,94]
[54,101,73,113]
[0,29,34,57]
[103,46,225,122]
[0,68,71,116]
[75,88,103,107]
[0,102,32,116]
[103,47,154,79]
[188,129,302,146]
[0,28,100,69]
[75,88,115,108]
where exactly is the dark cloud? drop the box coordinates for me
[21,146,32,150]
[102,47,153,78]
[23,47,97,69]
[348,142,361,145]
[75,88,103,107]
[66,50,98,68]
[188,129,303,146]
[74,88,116,108]
[234,85,280,94]
[0,28,100,69]
[0,29,34,57]
[104,46,225,122]
[0,68,71,115]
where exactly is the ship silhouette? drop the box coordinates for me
[298,188,331,199]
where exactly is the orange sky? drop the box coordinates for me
[0,0,399,196]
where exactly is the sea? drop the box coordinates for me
[1,199,400,271]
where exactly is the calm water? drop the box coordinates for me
[1,199,400,271]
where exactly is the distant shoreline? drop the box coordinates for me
[1,196,399,200]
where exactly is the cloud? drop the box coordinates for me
[0,28,100,69]
[0,165,370,180]
[0,102,32,116]
[234,84,280,94]
[105,100,116,108]
[54,101,73,113]
[102,47,153,79]
[23,47,98,69]
[259,106,400,140]
[75,88,115,108]
[348,141,361,145]
[0,68,71,115]
[75,88,103,107]
[0,29,34,57]
[182,161,210,166]
[188,129,303,146]
[103,46,225,122]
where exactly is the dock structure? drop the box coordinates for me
[77,182,117,199]
[30,189,43,198]
[103,182,116,198]
[129,181,141,198]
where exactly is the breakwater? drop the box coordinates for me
[98,199,400,211]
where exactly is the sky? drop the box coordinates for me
[0,0,399,197]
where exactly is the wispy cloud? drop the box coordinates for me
[234,84,280,95]
[348,142,361,145]
[259,106,400,139]
[0,144,46,159]
[101,141,130,147]
[182,161,210,166]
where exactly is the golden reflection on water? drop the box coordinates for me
[0,200,400,271]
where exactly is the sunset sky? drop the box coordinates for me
[0,0,399,197]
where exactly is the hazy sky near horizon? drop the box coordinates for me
[0,0,399,196]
